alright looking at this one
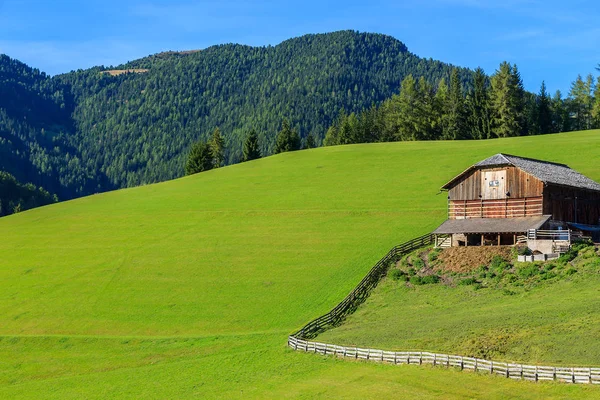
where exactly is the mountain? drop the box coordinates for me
[0,30,473,203]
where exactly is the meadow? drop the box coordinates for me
[1,130,600,398]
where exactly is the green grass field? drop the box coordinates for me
[1,130,600,398]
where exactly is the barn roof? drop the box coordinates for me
[433,215,551,235]
[442,153,600,192]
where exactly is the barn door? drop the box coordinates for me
[482,170,506,200]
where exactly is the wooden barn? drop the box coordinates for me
[433,154,600,253]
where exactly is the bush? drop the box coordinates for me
[502,289,517,296]
[489,256,505,270]
[518,264,539,279]
[412,257,425,270]
[428,248,441,263]
[458,277,477,286]
[421,275,440,284]
[566,267,577,276]
[389,269,406,281]
[409,276,423,285]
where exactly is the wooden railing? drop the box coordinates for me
[291,234,434,339]
[287,337,600,384]
[288,232,600,384]
[449,197,543,219]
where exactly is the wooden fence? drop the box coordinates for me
[291,233,434,339]
[288,233,600,384]
[287,336,600,384]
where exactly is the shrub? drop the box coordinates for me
[566,267,577,276]
[412,257,425,270]
[489,256,505,270]
[502,289,517,296]
[421,275,440,284]
[409,276,423,285]
[428,248,441,263]
[518,264,539,279]
[459,277,477,286]
[389,269,406,281]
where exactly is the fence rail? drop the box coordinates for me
[291,233,434,339]
[287,336,600,384]
[288,233,600,384]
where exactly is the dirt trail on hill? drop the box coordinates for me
[437,247,513,273]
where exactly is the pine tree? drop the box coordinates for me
[551,90,570,133]
[304,132,317,149]
[467,67,492,139]
[210,127,225,167]
[394,75,420,140]
[434,78,449,139]
[569,74,595,130]
[490,62,524,137]
[185,140,213,175]
[592,77,600,129]
[242,129,261,161]
[536,81,552,134]
[445,68,468,139]
[274,119,301,153]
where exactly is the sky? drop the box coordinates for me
[0,0,598,93]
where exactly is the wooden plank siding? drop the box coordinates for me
[448,166,544,201]
[543,186,600,225]
[449,197,543,219]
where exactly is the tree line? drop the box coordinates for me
[323,62,600,145]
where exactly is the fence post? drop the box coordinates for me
[433,353,437,367]
[520,365,523,380]
[572,368,575,384]
[535,366,538,382]
[394,352,397,365]
[419,352,423,365]
[490,361,493,374]
[460,356,464,370]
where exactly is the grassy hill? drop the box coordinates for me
[1,130,600,398]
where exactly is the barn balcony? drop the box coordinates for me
[449,197,543,219]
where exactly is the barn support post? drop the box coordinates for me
[481,234,484,246]
[497,234,501,246]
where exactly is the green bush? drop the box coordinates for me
[409,276,423,285]
[428,248,441,263]
[518,264,539,279]
[566,267,577,276]
[502,288,517,296]
[412,257,425,270]
[458,277,477,286]
[389,269,406,281]
[421,275,440,284]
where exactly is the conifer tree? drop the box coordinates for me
[569,74,595,130]
[304,132,317,149]
[274,119,301,153]
[551,90,570,133]
[242,129,261,161]
[185,140,213,175]
[445,68,468,139]
[536,81,552,134]
[210,127,225,167]
[467,67,492,139]
[592,77,600,129]
[434,78,449,138]
[490,62,524,137]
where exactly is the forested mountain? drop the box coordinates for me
[1,31,472,203]
[1,30,597,216]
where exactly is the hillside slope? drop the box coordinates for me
[1,31,472,199]
[1,130,600,398]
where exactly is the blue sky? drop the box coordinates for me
[0,0,598,93]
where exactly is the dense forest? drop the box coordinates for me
[0,171,56,217]
[0,31,472,206]
[0,30,599,217]
[324,64,600,145]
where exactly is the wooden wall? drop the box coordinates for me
[543,186,600,225]
[448,166,544,201]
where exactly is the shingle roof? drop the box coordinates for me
[433,215,551,234]
[442,153,600,192]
